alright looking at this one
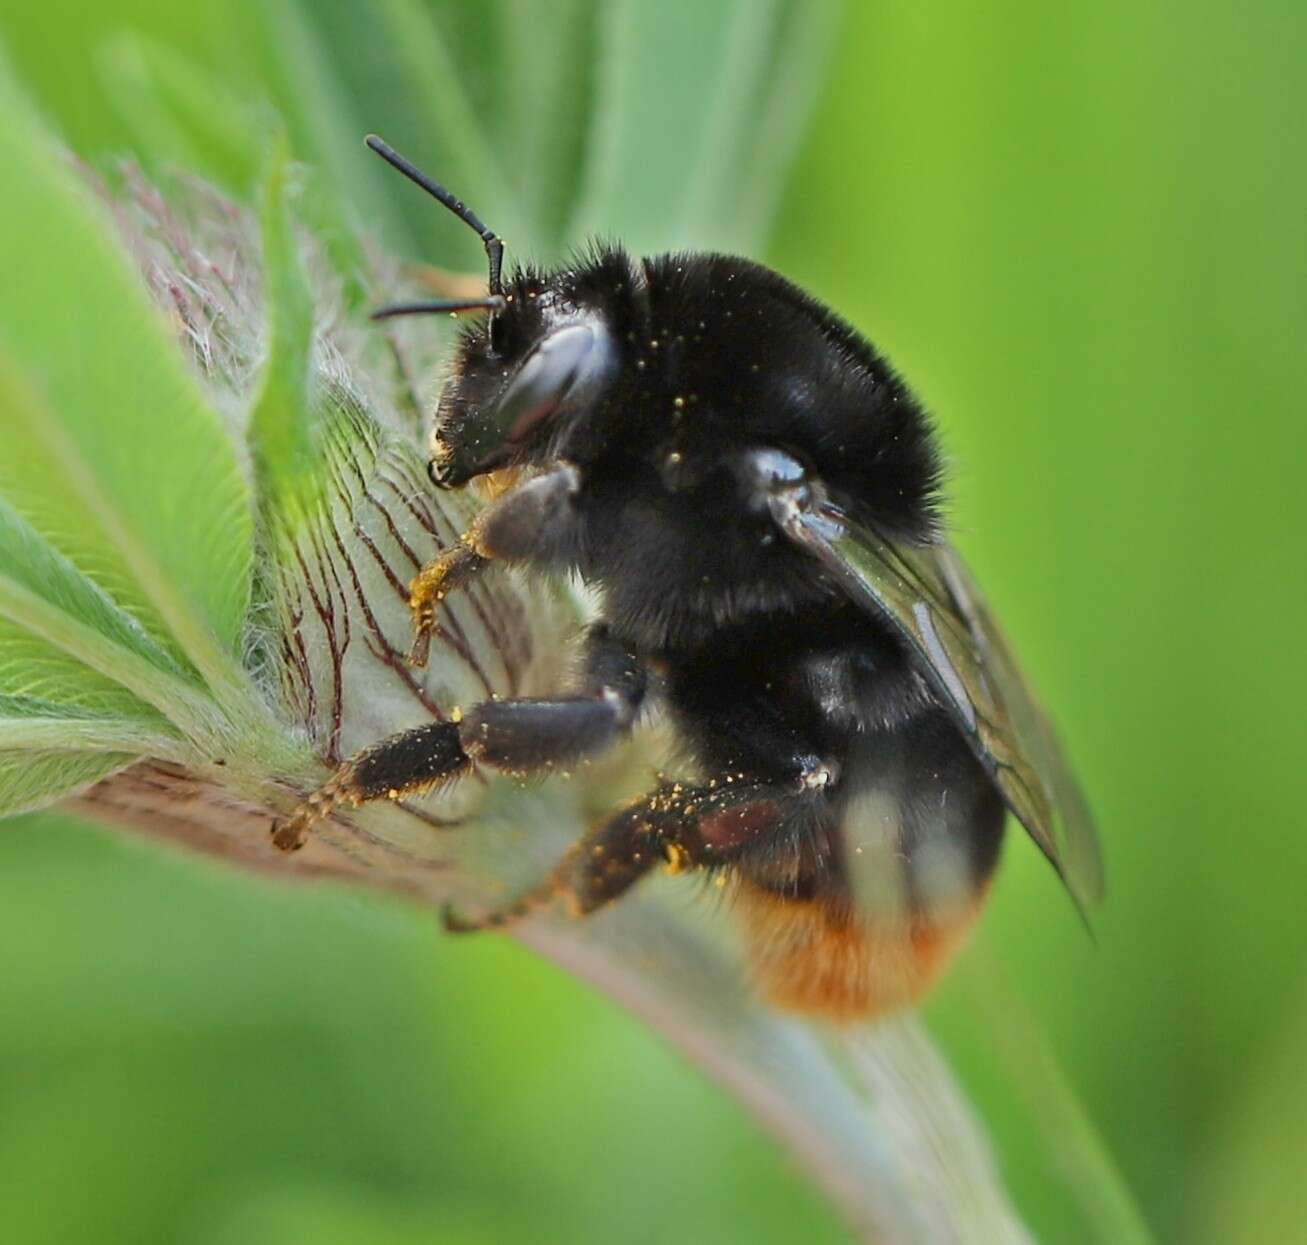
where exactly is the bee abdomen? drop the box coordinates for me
[733,880,988,1023]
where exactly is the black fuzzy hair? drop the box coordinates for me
[640,252,944,542]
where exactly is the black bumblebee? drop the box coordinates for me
[275,136,1103,1021]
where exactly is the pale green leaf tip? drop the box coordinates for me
[249,124,320,524]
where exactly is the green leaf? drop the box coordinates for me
[0,750,135,818]
[248,132,319,522]
[0,694,181,756]
[0,472,212,722]
[0,618,153,721]
[0,58,254,711]
[0,488,186,696]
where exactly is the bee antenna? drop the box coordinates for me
[370,296,507,322]
[365,134,505,297]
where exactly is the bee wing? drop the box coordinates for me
[769,487,1104,919]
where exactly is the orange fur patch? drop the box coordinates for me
[734,880,985,1024]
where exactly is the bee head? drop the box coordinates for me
[429,277,623,488]
[364,135,629,489]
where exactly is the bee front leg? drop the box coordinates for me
[406,542,488,667]
[273,625,643,851]
[408,460,582,666]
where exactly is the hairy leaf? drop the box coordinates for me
[0,57,253,705]
[0,751,136,818]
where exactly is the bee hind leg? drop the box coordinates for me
[444,775,815,932]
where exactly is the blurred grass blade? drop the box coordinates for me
[494,0,599,248]
[958,952,1156,1244]
[674,0,786,246]
[371,0,530,251]
[0,57,253,718]
[731,0,843,249]
[98,32,263,194]
[569,0,838,254]
[217,0,404,275]
[1192,986,1307,1245]
[569,0,741,251]
[94,35,207,181]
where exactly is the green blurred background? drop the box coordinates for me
[2,2,1304,1242]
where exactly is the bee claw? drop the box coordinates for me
[273,775,348,852]
[442,875,561,933]
[271,812,309,852]
[407,619,433,668]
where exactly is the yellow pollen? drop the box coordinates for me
[663,843,689,875]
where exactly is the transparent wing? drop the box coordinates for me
[770,486,1104,919]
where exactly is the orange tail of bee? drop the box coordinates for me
[734,880,985,1024]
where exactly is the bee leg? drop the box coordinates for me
[273,626,644,851]
[445,776,815,931]
[408,461,582,666]
[407,542,487,667]
[272,720,471,851]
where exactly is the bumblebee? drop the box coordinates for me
[275,136,1103,1022]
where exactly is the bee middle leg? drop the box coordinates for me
[273,625,645,850]
[444,775,821,931]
